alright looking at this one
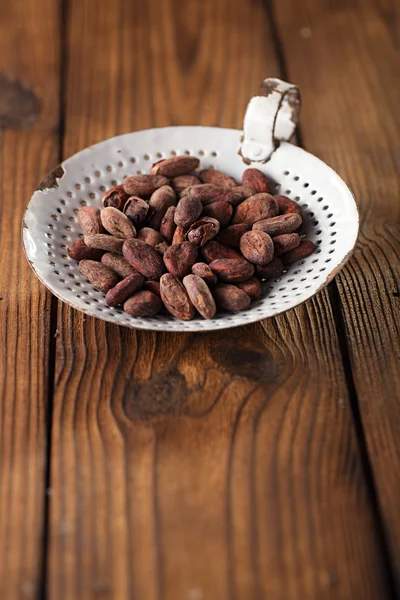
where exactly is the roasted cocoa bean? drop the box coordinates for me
[163,241,198,279]
[84,234,124,255]
[236,277,262,301]
[124,290,162,317]
[101,252,137,278]
[187,217,220,247]
[79,260,119,293]
[123,196,149,227]
[171,174,201,193]
[160,273,195,320]
[242,168,272,193]
[281,240,316,264]
[201,240,242,263]
[143,280,161,297]
[239,230,274,265]
[174,195,202,227]
[68,239,104,261]
[253,213,302,236]
[172,225,187,245]
[232,193,278,225]
[137,227,165,247]
[147,185,177,229]
[101,206,137,239]
[273,233,301,256]
[123,174,169,197]
[102,184,129,210]
[274,195,303,217]
[185,184,236,205]
[77,206,103,235]
[160,206,177,243]
[151,155,200,177]
[191,262,217,286]
[202,201,233,227]
[256,257,285,279]
[231,185,255,203]
[122,238,166,280]
[209,258,254,283]
[214,223,249,248]
[183,274,216,319]
[105,273,145,307]
[213,284,251,311]
[199,168,237,188]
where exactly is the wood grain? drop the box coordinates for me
[48,0,391,598]
[0,0,60,597]
[274,0,400,588]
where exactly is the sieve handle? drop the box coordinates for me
[241,78,301,163]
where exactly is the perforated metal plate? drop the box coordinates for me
[23,126,358,331]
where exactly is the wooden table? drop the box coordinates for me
[1,0,399,598]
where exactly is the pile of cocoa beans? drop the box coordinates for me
[68,156,316,320]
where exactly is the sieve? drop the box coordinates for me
[22,78,359,332]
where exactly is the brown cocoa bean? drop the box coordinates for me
[102,184,129,210]
[202,201,233,227]
[123,196,149,227]
[201,240,242,263]
[122,174,169,197]
[160,206,177,243]
[155,241,170,255]
[84,234,124,255]
[172,225,187,245]
[232,193,278,225]
[137,227,165,247]
[281,240,316,264]
[191,262,217,286]
[187,217,220,247]
[122,238,166,280]
[147,185,177,229]
[100,206,137,239]
[213,284,251,311]
[209,258,254,283]
[171,174,201,193]
[67,239,104,261]
[242,168,272,193]
[183,275,216,319]
[77,206,103,235]
[174,195,202,227]
[101,252,137,278]
[253,213,302,236]
[143,280,161,297]
[163,241,198,279]
[199,168,237,188]
[160,273,195,320]
[214,223,250,248]
[151,155,200,177]
[274,195,303,217]
[185,184,236,205]
[273,233,301,256]
[256,257,285,280]
[236,277,262,301]
[231,185,255,203]
[240,230,274,265]
[105,273,145,307]
[124,290,162,317]
[79,260,119,293]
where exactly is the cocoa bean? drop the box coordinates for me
[172,225,187,245]
[101,252,137,278]
[274,195,303,217]
[163,241,198,279]
[123,196,149,227]
[123,174,169,197]
[124,290,162,317]
[236,277,262,301]
[202,201,233,227]
[184,184,236,205]
[232,193,278,225]
[102,184,129,210]
[160,273,195,320]
[174,195,202,227]
[137,227,165,247]
[151,155,200,177]
[122,238,166,280]
[77,206,103,235]
[231,185,255,203]
[183,274,216,319]
[147,185,177,229]
[213,284,251,311]
[199,168,237,188]
[68,239,104,261]
[187,217,220,247]
[273,233,301,256]
[214,223,249,248]
[281,240,316,264]
[242,168,272,193]
[201,240,242,263]
[256,257,285,280]
[191,262,217,286]
[239,230,274,265]
[84,234,124,255]
[79,260,119,293]
[209,258,254,283]
[160,206,177,243]
[100,206,137,239]
[253,213,302,236]
[171,174,201,193]
[143,280,161,297]
[105,273,145,307]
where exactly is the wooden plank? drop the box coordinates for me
[49,0,391,598]
[273,0,400,587]
[0,0,60,597]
